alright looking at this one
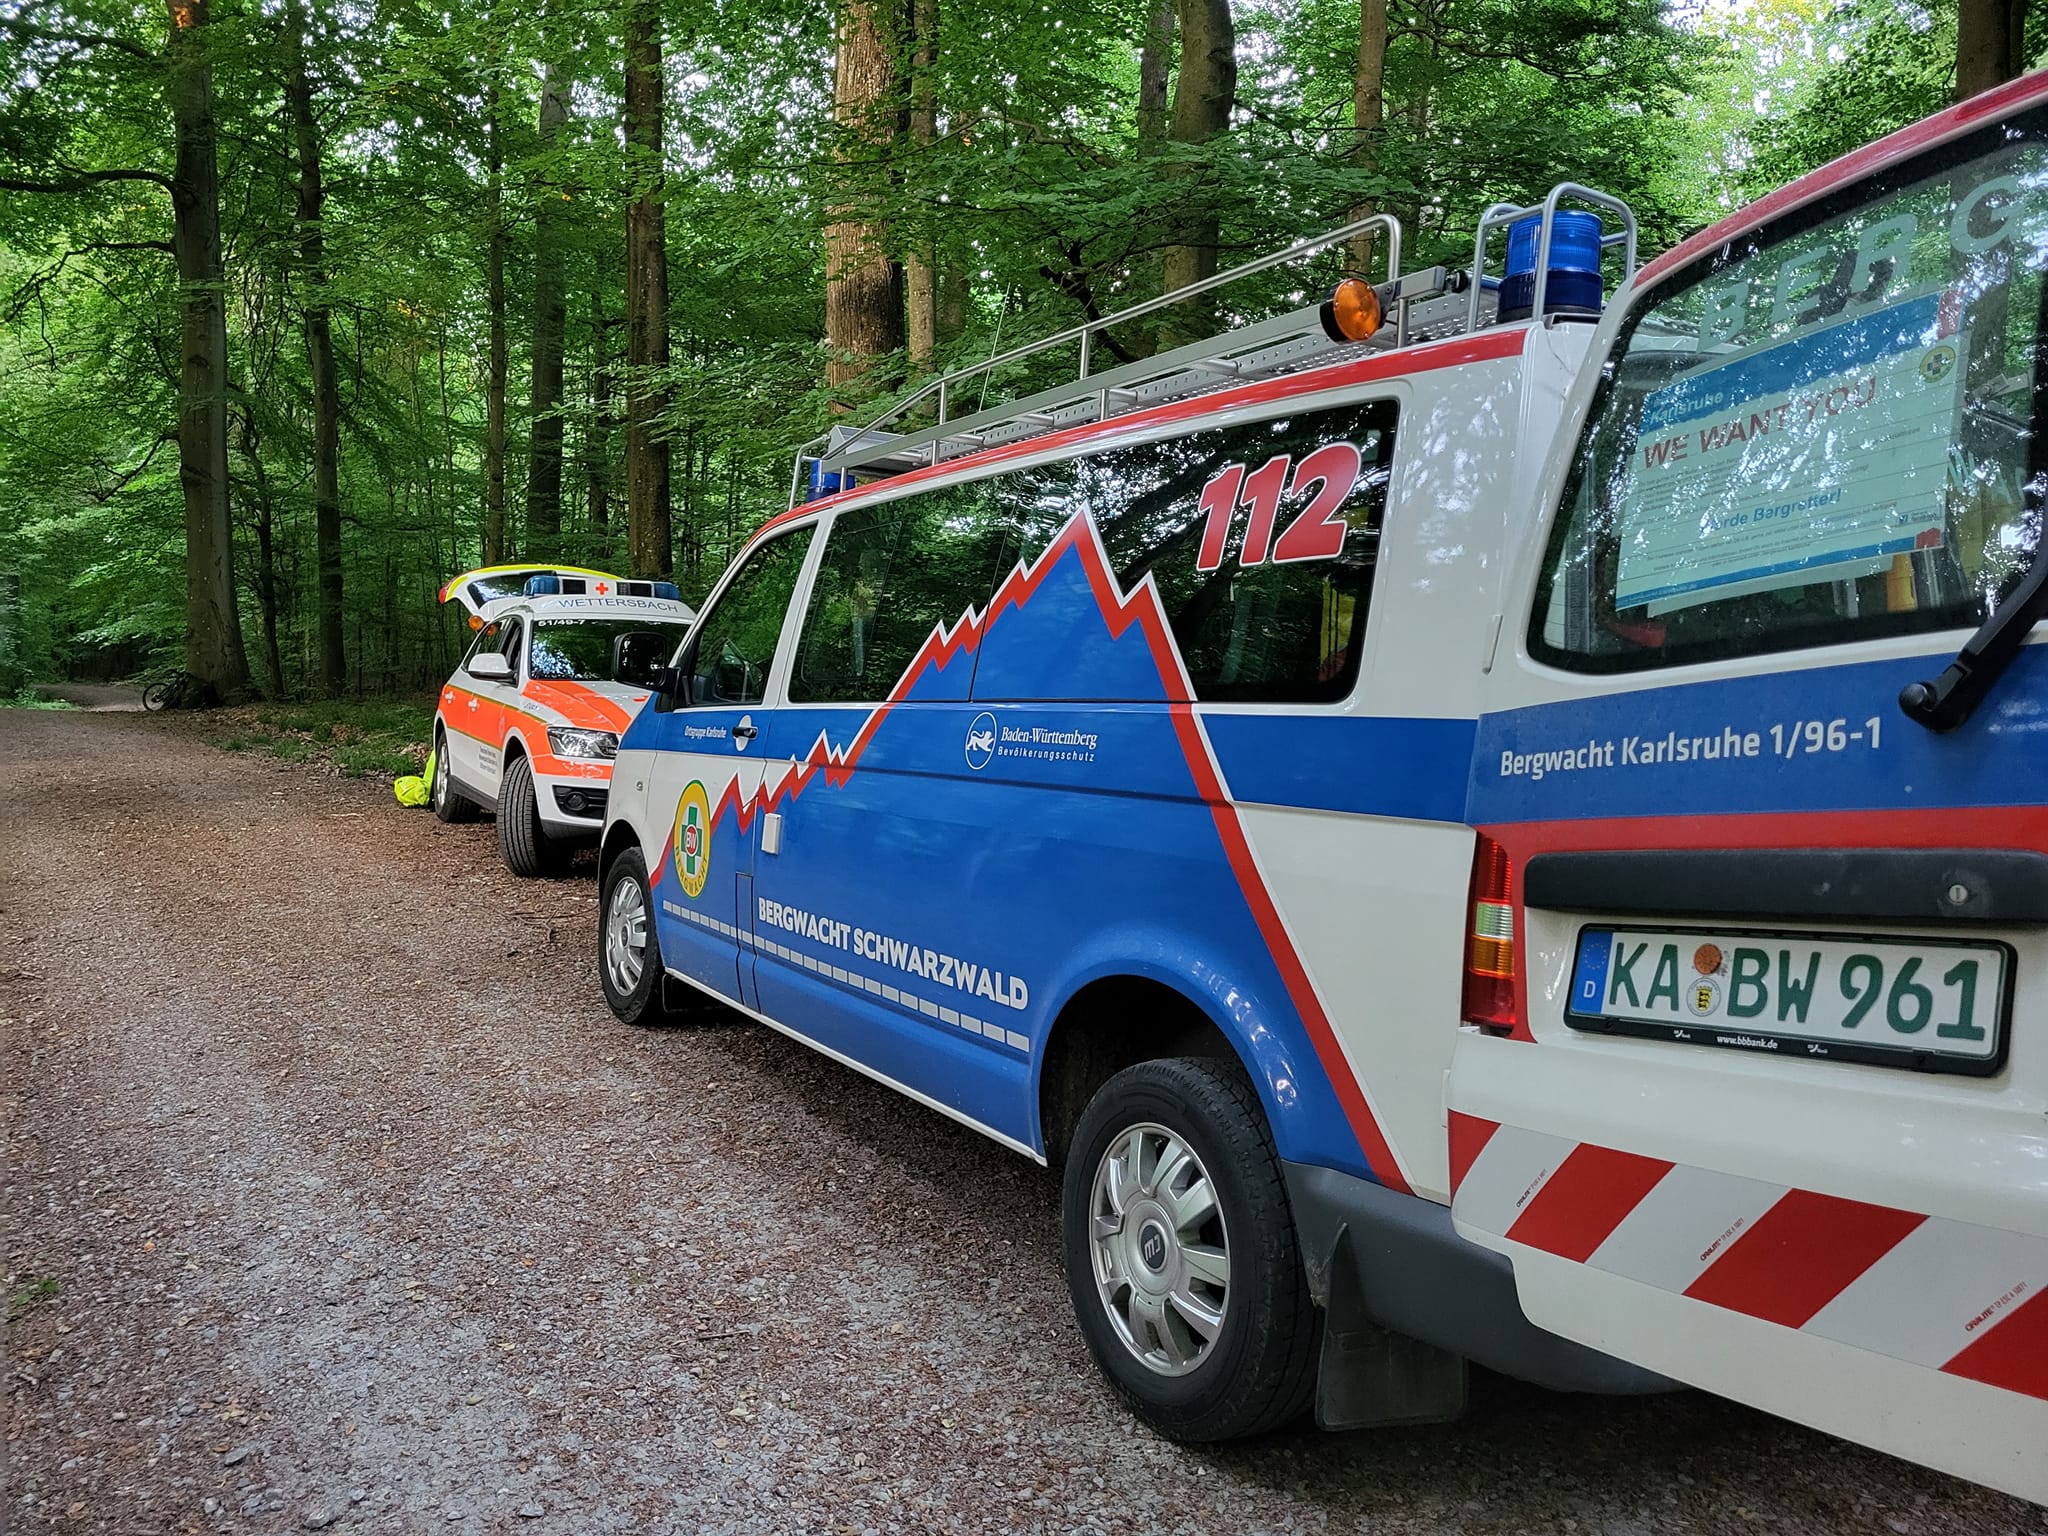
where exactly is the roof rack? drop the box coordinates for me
[788,186,1638,511]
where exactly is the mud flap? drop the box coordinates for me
[1311,1225,1468,1429]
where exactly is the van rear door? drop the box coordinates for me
[1451,100,2048,1504]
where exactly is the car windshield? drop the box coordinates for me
[528,619,688,685]
[1531,113,2048,672]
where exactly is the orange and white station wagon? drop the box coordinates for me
[433,564,694,876]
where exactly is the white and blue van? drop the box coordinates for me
[598,79,2048,1505]
[596,201,1669,1441]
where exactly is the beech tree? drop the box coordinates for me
[824,0,901,407]
[623,0,671,577]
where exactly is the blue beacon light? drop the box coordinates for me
[807,461,848,502]
[1498,211,1605,323]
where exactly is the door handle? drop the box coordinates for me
[732,722,759,740]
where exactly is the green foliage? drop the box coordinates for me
[0,0,1979,701]
[197,695,436,775]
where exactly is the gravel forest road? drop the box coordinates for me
[2,708,2041,1536]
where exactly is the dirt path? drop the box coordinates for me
[1,708,2038,1536]
[28,683,144,711]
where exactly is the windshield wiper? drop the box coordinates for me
[1899,552,2048,731]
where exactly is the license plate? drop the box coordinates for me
[1567,926,2011,1075]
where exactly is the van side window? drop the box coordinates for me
[683,527,814,707]
[790,485,1010,703]
[1009,400,1399,703]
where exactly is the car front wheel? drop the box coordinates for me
[1061,1056,1318,1442]
[497,754,569,877]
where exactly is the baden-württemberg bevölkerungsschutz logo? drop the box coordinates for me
[964,711,997,771]
[673,780,712,900]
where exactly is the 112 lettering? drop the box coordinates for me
[1195,442,1365,571]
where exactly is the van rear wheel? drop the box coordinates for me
[1060,1057,1317,1442]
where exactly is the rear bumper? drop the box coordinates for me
[1283,1159,1674,1397]
[1444,1026,2048,1502]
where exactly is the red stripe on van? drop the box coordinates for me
[1636,72,2048,290]
[1682,1189,1925,1329]
[752,327,1530,547]
[1447,1111,1499,1197]
[692,510,1417,1189]
[1505,1143,1674,1263]
[1941,1285,2048,1402]
[1173,702,1413,1194]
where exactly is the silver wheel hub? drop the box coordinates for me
[1087,1122,1230,1377]
[604,875,648,996]
[432,739,447,809]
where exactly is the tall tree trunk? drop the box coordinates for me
[624,0,672,578]
[236,405,287,698]
[903,0,940,375]
[484,92,509,564]
[1137,0,1173,152]
[165,0,250,700]
[1349,0,1387,276]
[1957,0,2030,100]
[587,292,613,555]
[286,0,343,695]
[824,0,903,406]
[1159,0,1235,340]
[939,262,968,341]
[525,60,570,560]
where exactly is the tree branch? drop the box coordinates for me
[0,166,173,194]
[1,18,155,60]
[91,433,176,503]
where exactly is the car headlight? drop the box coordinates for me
[547,727,619,760]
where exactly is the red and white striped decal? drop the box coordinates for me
[1449,1113,2048,1402]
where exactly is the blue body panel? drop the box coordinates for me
[627,526,1386,1175]
[1468,644,2048,825]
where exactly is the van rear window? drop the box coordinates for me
[1531,121,2048,673]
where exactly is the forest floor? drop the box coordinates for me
[2,706,2043,1536]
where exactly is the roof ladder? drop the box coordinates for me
[788,183,1640,510]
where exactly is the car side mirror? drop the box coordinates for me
[615,630,671,688]
[650,662,691,712]
[467,652,512,682]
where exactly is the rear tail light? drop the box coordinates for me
[1462,833,1520,1031]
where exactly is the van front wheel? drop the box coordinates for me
[599,847,670,1026]
[1060,1057,1317,1441]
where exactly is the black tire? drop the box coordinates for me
[497,753,570,877]
[141,680,171,712]
[431,727,480,824]
[598,846,671,1025]
[1061,1057,1318,1442]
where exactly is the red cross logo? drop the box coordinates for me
[595,581,610,595]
